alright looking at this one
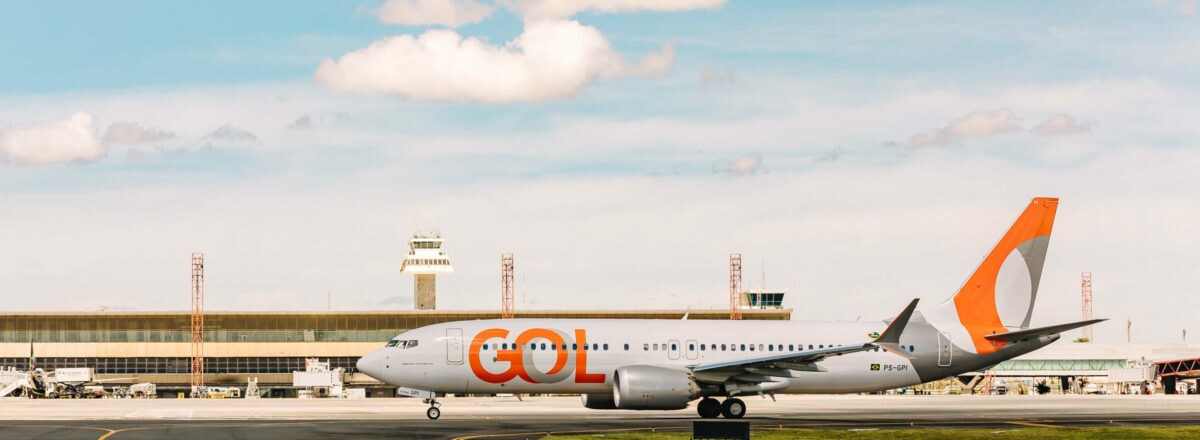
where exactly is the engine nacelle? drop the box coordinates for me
[612,365,698,410]
[581,393,618,409]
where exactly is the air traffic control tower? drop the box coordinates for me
[400,232,453,310]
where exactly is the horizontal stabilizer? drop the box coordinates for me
[983,319,1107,343]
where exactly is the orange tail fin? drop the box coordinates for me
[934,197,1058,354]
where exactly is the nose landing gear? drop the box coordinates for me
[423,398,441,420]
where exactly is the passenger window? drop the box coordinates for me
[819,345,824,349]
[721,344,727,351]
[670,343,677,351]
[482,344,488,350]
[624,343,630,351]
[700,345,706,351]
[758,344,764,351]
[643,343,649,351]
[593,343,599,351]
[789,344,794,351]
[541,343,546,350]
[603,343,609,351]
[740,344,746,351]
[808,345,813,350]
[909,345,915,352]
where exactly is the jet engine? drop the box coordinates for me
[581,393,618,409]
[611,365,699,410]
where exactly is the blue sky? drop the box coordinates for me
[1,1,1198,344]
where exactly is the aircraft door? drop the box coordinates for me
[937,332,952,367]
[668,339,681,360]
[685,339,699,360]
[446,328,464,365]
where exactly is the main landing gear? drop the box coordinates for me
[696,397,746,419]
[423,398,441,420]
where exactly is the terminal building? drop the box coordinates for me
[985,341,1200,394]
[0,309,791,396]
[0,231,793,396]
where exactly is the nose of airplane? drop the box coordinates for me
[357,349,383,379]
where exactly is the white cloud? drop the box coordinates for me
[103,122,175,145]
[1032,113,1092,136]
[908,108,1020,147]
[315,20,672,103]
[699,66,736,89]
[377,0,494,28]
[501,0,725,20]
[289,115,313,130]
[1179,0,1197,15]
[0,112,105,165]
[205,124,259,143]
[717,152,762,175]
[814,147,841,163]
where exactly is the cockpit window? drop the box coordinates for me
[386,340,399,347]
[388,339,420,349]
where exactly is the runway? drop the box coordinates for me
[2,394,1199,439]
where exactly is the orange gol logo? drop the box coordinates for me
[468,328,606,384]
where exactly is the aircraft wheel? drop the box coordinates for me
[697,398,721,418]
[426,406,441,420]
[721,398,746,419]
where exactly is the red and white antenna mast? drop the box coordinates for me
[729,253,743,320]
[501,253,515,319]
[190,252,205,394]
[1081,271,1094,341]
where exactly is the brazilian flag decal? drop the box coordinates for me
[870,363,881,371]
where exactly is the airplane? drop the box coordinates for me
[357,197,1104,420]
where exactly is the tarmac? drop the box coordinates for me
[2,394,1200,439]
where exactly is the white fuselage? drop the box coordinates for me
[356,319,931,395]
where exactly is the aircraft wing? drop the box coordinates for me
[690,299,919,380]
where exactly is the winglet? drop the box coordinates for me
[874,298,919,345]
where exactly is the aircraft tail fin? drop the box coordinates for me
[932,197,1059,354]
